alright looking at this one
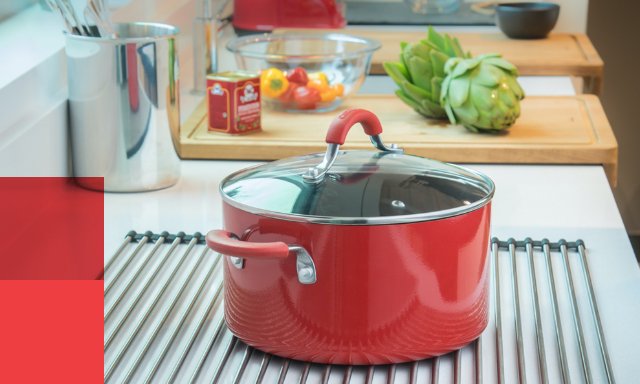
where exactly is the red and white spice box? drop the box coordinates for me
[206,71,261,134]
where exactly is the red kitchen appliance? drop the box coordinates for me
[232,0,346,34]
[206,109,494,364]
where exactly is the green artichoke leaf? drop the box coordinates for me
[402,81,433,102]
[407,56,434,92]
[444,101,457,124]
[452,101,480,124]
[489,99,503,119]
[441,75,452,98]
[420,39,438,52]
[476,53,502,61]
[383,61,410,88]
[484,57,518,74]
[421,97,445,116]
[395,89,424,113]
[399,42,410,77]
[401,43,414,77]
[444,57,462,75]
[475,109,494,129]
[431,77,442,101]
[448,78,471,108]
[464,124,481,133]
[451,37,466,58]
[505,76,525,99]
[450,57,480,78]
[442,36,454,57]
[430,51,450,78]
[499,87,517,108]
[469,83,495,111]
[427,26,446,51]
[513,98,521,117]
[403,42,431,63]
[474,64,501,87]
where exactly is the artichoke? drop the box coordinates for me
[440,54,525,133]
[383,27,470,119]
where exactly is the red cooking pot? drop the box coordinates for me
[206,109,494,364]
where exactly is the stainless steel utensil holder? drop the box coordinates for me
[66,23,181,192]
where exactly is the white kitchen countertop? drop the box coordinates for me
[104,160,640,382]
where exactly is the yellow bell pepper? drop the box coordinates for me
[307,71,330,89]
[308,71,329,85]
[332,83,344,97]
[320,88,337,102]
[260,68,289,98]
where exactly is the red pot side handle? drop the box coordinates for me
[326,108,383,145]
[205,230,290,259]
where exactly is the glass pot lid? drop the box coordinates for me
[220,109,495,225]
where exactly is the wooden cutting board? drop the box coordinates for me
[179,95,617,185]
[274,29,604,94]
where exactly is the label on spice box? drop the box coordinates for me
[207,71,261,135]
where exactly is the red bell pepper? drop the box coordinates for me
[286,67,309,85]
[293,86,321,110]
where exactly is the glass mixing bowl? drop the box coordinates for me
[226,32,381,113]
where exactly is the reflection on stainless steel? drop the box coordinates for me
[542,239,571,384]
[104,233,616,383]
[454,349,461,384]
[492,240,504,384]
[103,234,181,349]
[229,255,244,269]
[57,0,90,35]
[475,335,483,384]
[369,134,404,153]
[508,239,527,384]
[192,0,215,94]
[66,23,180,192]
[44,0,77,34]
[103,232,150,296]
[432,356,440,383]
[577,242,616,384]
[223,243,317,284]
[192,0,230,93]
[559,241,593,384]
[525,239,549,384]
[304,134,403,184]
[103,233,167,320]
[84,0,116,38]
[290,245,317,285]
[303,143,340,183]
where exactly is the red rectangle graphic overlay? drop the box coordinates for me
[0,177,104,280]
[0,280,103,383]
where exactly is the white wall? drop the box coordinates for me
[0,5,68,176]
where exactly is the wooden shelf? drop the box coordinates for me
[179,94,618,186]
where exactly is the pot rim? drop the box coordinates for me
[219,162,495,225]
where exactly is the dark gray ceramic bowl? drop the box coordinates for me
[496,2,560,39]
